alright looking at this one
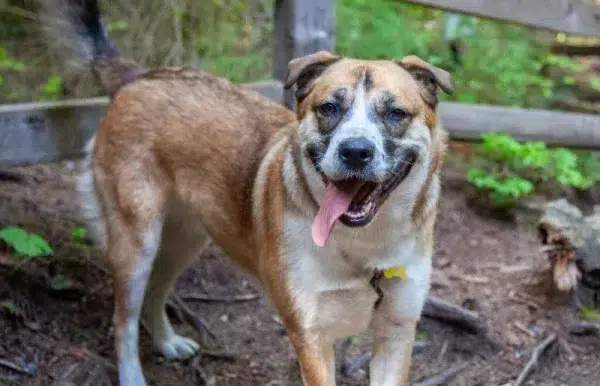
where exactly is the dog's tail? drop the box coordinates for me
[40,0,146,96]
[39,0,143,246]
[74,136,106,247]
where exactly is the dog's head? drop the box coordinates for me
[284,52,453,242]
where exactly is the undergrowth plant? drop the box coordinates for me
[467,133,600,207]
[0,226,53,261]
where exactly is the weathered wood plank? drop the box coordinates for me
[0,98,106,166]
[0,81,284,166]
[273,0,336,108]
[551,43,600,56]
[4,82,600,166]
[402,0,600,37]
[440,102,600,148]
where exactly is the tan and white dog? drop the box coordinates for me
[45,1,453,385]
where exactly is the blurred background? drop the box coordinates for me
[0,0,599,110]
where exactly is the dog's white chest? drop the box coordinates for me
[282,211,432,340]
[283,216,391,338]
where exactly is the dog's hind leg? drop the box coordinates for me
[97,171,167,386]
[141,206,210,359]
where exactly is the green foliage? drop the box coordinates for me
[337,0,439,62]
[415,329,431,341]
[336,1,580,108]
[0,0,588,108]
[0,46,25,94]
[590,77,600,92]
[70,227,87,242]
[0,47,25,71]
[0,226,53,261]
[467,134,599,206]
[41,75,63,100]
[468,168,533,206]
[578,307,600,324]
[0,300,24,318]
[107,20,129,32]
[70,226,89,252]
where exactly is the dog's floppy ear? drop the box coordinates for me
[284,51,340,99]
[398,55,454,105]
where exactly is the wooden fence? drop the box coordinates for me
[3,0,600,166]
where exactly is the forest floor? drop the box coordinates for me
[1,147,599,386]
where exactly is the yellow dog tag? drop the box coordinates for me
[383,264,408,280]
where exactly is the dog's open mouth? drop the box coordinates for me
[311,156,415,247]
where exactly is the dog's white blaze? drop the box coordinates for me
[320,79,387,179]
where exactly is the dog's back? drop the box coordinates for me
[42,0,295,256]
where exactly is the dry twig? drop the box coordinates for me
[422,296,487,334]
[514,321,536,338]
[0,357,34,375]
[413,363,469,386]
[514,334,557,386]
[569,320,600,336]
[181,293,260,303]
[437,340,449,363]
[167,295,218,344]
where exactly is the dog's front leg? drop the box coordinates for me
[263,275,335,385]
[369,257,431,386]
[286,327,336,386]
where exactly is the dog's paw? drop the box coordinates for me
[157,335,200,360]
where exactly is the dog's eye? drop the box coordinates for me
[386,108,408,124]
[317,102,339,117]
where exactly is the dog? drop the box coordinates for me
[43,1,453,385]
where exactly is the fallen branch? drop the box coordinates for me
[0,357,34,375]
[167,295,218,344]
[514,334,557,386]
[180,293,260,303]
[413,363,468,386]
[436,340,449,362]
[568,320,600,336]
[422,296,487,334]
[0,169,25,183]
[192,356,216,386]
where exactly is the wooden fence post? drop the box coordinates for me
[273,0,336,109]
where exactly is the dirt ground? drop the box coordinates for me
[1,152,600,386]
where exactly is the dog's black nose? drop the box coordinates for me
[339,137,375,169]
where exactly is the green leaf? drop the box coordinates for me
[415,329,430,341]
[0,226,53,259]
[107,20,129,32]
[578,307,600,324]
[0,300,24,317]
[50,275,74,291]
[12,62,25,72]
[590,78,600,92]
[41,75,63,99]
[70,227,87,242]
[456,93,476,103]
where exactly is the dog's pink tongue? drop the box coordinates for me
[311,182,361,247]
